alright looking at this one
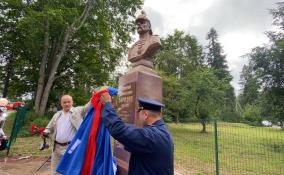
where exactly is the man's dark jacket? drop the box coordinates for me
[101,102,174,175]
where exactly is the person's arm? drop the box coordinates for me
[75,102,91,119]
[76,89,96,118]
[43,113,57,135]
[101,100,156,153]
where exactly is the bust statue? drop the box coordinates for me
[128,11,161,69]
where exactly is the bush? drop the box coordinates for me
[243,104,262,125]
[163,114,173,123]
[18,111,51,137]
[220,111,242,123]
[31,117,50,128]
[18,126,31,137]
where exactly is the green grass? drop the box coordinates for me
[0,112,51,157]
[168,122,284,175]
[1,113,283,175]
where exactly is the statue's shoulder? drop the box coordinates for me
[129,40,140,50]
[149,35,161,43]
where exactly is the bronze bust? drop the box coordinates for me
[128,11,161,69]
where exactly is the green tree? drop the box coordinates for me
[205,28,230,79]
[155,30,203,77]
[243,104,261,125]
[155,30,230,132]
[239,64,260,107]
[182,67,226,132]
[0,0,24,98]
[160,71,187,123]
[205,28,236,120]
[247,2,284,128]
[0,0,143,115]
[154,30,203,123]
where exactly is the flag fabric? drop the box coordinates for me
[56,86,117,175]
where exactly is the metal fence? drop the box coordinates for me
[6,106,28,155]
[169,121,284,175]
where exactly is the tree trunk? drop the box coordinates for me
[201,119,206,132]
[2,56,14,98]
[36,2,94,116]
[35,20,49,114]
[175,115,179,124]
[38,28,71,116]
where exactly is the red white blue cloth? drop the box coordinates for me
[56,86,117,175]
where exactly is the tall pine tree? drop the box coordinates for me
[205,28,236,120]
[206,28,230,79]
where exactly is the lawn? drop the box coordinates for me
[0,112,51,157]
[1,113,283,175]
[169,122,284,175]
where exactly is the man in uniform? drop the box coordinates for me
[100,93,174,175]
[43,95,91,175]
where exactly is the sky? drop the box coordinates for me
[142,0,280,95]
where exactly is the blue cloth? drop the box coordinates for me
[56,107,94,174]
[56,107,116,175]
[102,102,174,175]
[92,120,116,174]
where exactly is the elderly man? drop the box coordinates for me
[43,95,91,175]
[100,93,174,175]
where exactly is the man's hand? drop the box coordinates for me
[42,132,49,139]
[100,92,111,104]
[91,89,97,97]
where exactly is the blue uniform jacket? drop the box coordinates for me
[101,102,174,175]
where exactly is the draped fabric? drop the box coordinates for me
[56,87,117,175]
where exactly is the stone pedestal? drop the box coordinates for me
[114,69,162,175]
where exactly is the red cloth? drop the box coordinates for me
[31,124,45,135]
[31,124,36,135]
[38,127,45,134]
[80,89,109,175]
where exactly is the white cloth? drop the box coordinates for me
[0,128,5,137]
[55,108,76,143]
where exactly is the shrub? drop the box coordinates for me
[18,111,51,137]
[32,117,50,128]
[220,110,242,123]
[243,104,262,125]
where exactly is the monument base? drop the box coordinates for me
[114,69,163,175]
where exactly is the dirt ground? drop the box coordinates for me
[0,156,184,175]
[0,156,51,175]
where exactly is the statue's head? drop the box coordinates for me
[135,11,152,35]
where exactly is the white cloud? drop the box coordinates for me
[142,0,278,94]
[220,32,269,94]
[144,0,216,36]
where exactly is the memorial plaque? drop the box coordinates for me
[117,83,136,124]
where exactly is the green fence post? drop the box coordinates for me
[6,106,28,155]
[214,119,220,175]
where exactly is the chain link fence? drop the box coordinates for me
[169,121,284,175]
